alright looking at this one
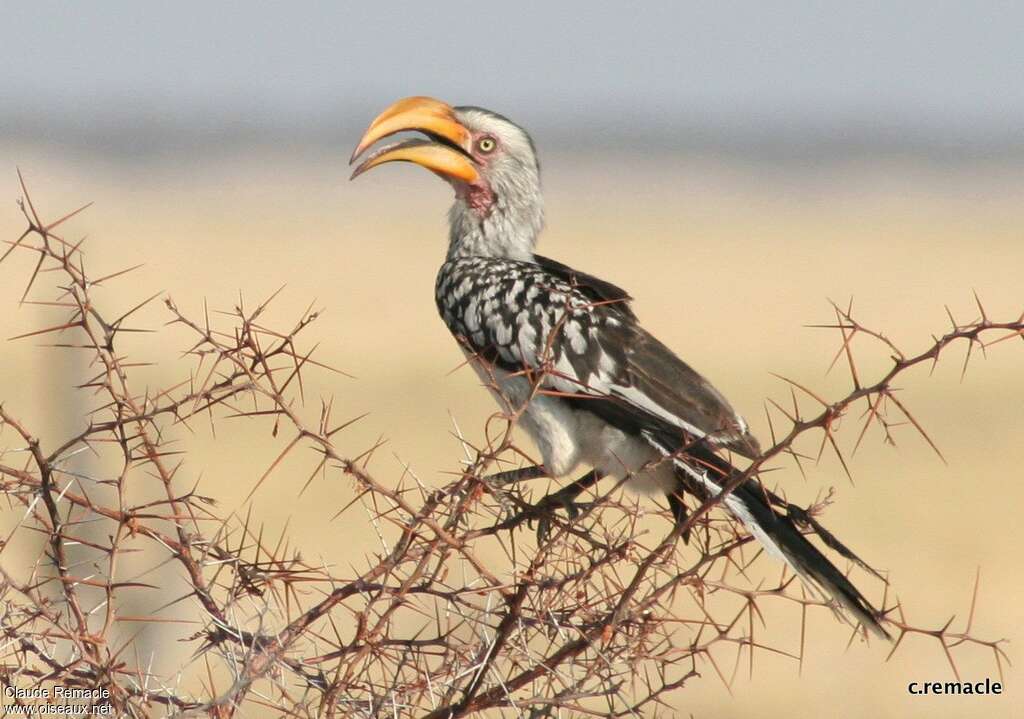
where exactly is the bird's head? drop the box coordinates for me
[350,96,543,260]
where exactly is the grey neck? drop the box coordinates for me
[446,192,544,262]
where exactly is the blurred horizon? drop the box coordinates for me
[6,104,1024,169]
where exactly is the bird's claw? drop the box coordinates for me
[489,469,600,541]
[523,491,592,543]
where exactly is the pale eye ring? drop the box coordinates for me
[476,136,497,154]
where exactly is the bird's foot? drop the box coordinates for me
[475,465,547,521]
[506,470,602,543]
[526,488,594,543]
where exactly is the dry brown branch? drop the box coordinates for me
[0,179,1014,716]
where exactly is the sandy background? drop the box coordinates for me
[0,144,1019,716]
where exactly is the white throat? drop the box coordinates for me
[446,188,544,261]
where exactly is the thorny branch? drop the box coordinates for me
[0,179,1014,716]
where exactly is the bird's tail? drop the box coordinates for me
[643,430,890,640]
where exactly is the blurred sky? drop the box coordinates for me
[2,1,1023,163]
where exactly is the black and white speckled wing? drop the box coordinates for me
[435,255,890,639]
[435,256,760,457]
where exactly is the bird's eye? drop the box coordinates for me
[476,136,497,154]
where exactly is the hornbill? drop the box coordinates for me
[350,96,889,639]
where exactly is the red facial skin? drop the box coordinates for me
[454,134,498,216]
[459,182,495,215]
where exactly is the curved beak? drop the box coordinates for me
[349,96,479,184]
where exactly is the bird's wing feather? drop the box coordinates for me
[601,321,761,457]
[532,254,637,320]
[441,257,759,457]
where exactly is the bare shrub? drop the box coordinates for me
[0,176,1013,716]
